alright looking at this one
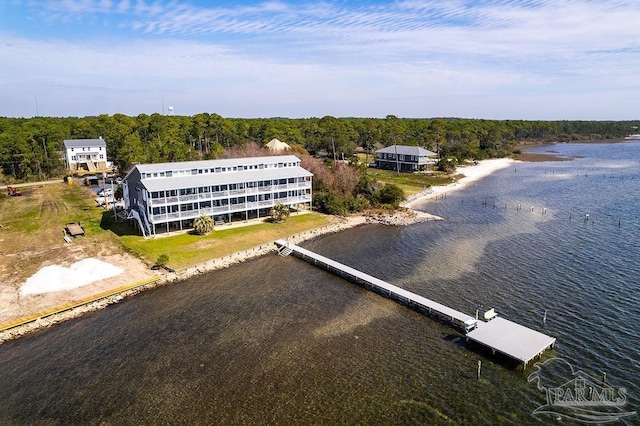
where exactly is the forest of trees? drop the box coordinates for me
[1,113,637,184]
[2,113,637,215]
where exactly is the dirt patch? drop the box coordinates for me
[40,199,69,214]
[190,238,218,250]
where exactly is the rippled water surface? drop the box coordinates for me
[1,142,638,425]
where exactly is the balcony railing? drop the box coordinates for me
[149,182,311,205]
[150,195,311,224]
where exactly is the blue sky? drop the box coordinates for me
[1,0,639,119]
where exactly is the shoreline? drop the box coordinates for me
[0,158,515,345]
[402,158,516,209]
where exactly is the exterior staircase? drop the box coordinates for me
[278,245,292,257]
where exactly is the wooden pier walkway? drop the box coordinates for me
[275,240,556,368]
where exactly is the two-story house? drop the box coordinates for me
[375,145,437,172]
[63,138,108,171]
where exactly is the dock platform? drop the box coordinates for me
[466,317,556,367]
[275,240,556,368]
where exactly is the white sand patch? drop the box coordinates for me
[20,258,124,296]
[402,158,516,209]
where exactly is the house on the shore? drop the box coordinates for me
[122,155,313,236]
[63,138,109,171]
[375,145,437,172]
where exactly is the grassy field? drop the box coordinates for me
[0,183,116,284]
[115,213,331,269]
[366,168,459,196]
[0,183,334,284]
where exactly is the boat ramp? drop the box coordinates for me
[275,240,556,368]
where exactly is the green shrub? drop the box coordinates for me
[156,254,169,266]
[378,183,405,208]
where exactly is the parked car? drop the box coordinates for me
[97,188,113,197]
[95,195,116,206]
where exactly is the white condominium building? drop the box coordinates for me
[122,155,312,236]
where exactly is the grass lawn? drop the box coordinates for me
[0,183,116,282]
[365,168,460,196]
[106,211,332,270]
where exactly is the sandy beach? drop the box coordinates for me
[402,158,516,209]
[0,158,515,344]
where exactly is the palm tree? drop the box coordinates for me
[193,214,214,235]
[270,203,290,223]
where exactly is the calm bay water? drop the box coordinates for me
[1,142,638,425]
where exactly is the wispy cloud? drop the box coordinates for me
[1,0,639,118]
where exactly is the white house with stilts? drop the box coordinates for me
[63,138,109,171]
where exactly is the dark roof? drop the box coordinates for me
[376,145,437,157]
[63,138,106,149]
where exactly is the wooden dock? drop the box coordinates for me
[275,240,555,368]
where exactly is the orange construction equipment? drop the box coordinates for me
[7,186,22,196]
